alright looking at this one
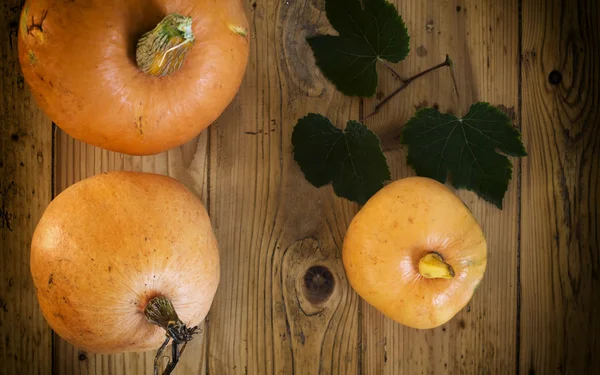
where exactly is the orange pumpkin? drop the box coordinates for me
[30,171,220,355]
[342,177,487,329]
[18,0,249,155]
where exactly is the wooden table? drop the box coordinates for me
[1,0,598,373]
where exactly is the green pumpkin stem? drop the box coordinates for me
[136,13,195,77]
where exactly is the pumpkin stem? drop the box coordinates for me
[418,252,455,279]
[144,296,199,375]
[136,13,195,77]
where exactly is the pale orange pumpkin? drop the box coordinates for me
[342,177,487,329]
[18,0,249,155]
[30,171,220,357]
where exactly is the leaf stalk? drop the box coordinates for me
[361,55,454,122]
[379,58,406,82]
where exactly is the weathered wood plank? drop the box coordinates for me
[205,1,361,374]
[360,0,520,373]
[520,0,600,373]
[52,131,210,374]
[0,1,54,374]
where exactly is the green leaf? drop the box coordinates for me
[400,102,527,208]
[307,0,410,97]
[292,113,391,205]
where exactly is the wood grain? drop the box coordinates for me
[0,0,52,374]
[360,0,521,373]
[52,131,210,374]
[520,0,600,373]
[205,1,361,374]
[0,1,54,374]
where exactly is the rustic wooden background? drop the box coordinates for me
[1,0,598,373]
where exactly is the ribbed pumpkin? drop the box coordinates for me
[30,171,220,355]
[342,177,487,329]
[18,0,249,155]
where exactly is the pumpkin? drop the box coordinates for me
[18,0,249,156]
[30,171,220,361]
[342,177,487,329]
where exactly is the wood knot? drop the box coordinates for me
[280,1,327,97]
[78,352,87,361]
[548,70,562,85]
[302,265,334,304]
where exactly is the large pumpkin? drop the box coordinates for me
[30,171,220,354]
[18,0,249,155]
[342,177,487,329]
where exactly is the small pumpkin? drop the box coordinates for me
[18,0,249,155]
[30,171,219,368]
[342,177,487,329]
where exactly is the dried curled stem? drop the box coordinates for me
[144,296,200,375]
